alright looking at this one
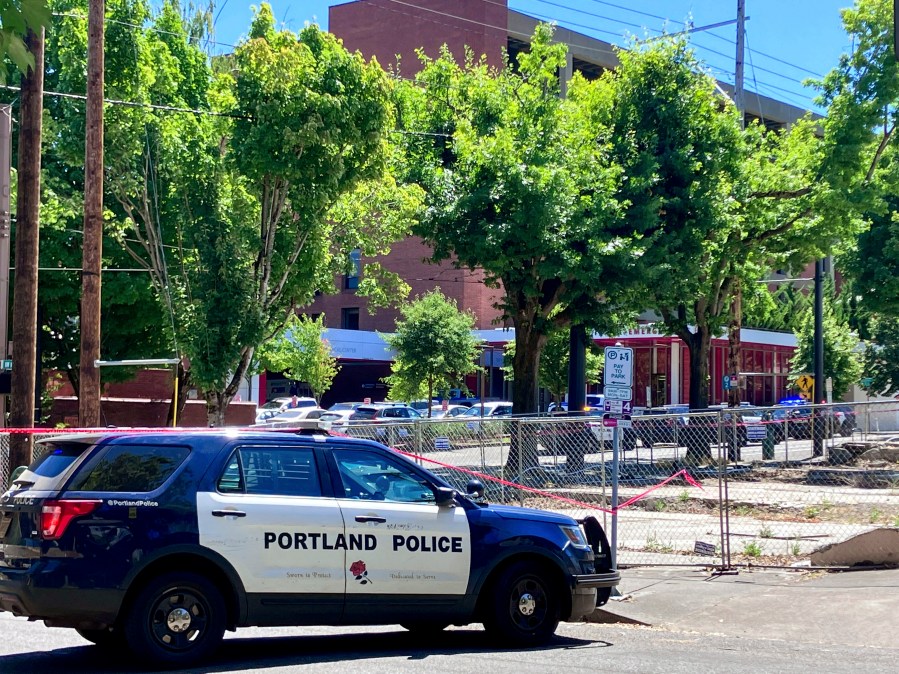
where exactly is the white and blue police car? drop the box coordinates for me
[0,427,619,667]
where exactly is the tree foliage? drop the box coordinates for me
[397,25,689,416]
[0,0,48,82]
[790,297,863,401]
[257,314,340,403]
[383,291,481,414]
[861,316,899,396]
[32,2,414,425]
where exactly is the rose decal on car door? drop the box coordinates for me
[350,560,372,584]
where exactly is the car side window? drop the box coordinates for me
[333,449,435,503]
[218,447,322,498]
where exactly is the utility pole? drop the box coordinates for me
[727,0,746,408]
[1,104,11,414]
[812,258,825,456]
[79,0,105,427]
[9,27,45,476]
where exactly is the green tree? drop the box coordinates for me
[258,314,340,404]
[36,2,415,425]
[851,199,899,319]
[790,298,863,400]
[383,291,481,416]
[0,0,48,82]
[396,25,658,418]
[502,329,603,406]
[861,316,899,395]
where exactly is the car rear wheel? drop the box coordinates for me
[483,561,560,646]
[123,572,226,667]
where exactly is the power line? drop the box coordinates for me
[0,83,245,118]
[585,0,825,78]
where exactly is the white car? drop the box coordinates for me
[428,404,470,419]
[260,406,326,426]
[319,409,356,431]
[461,402,514,431]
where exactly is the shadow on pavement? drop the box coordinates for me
[0,628,613,673]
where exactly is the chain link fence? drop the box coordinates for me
[3,400,899,569]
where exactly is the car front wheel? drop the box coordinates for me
[483,561,560,646]
[124,572,226,667]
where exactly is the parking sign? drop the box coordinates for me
[604,346,634,388]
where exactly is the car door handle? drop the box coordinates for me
[355,515,386,523]
[212,510,247,518]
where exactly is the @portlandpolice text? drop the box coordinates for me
[264,531,464,553]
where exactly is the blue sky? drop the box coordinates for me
[201,0,855,112]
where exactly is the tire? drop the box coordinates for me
[483,561,560,646]
[76,627,126,649]
[123,572,226,668]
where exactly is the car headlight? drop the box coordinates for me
[559,524,589,548]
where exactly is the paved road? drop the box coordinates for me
[1,612,896,673]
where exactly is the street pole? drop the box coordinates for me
[79,0,105,427]
[9,28,45,476]
[567,324,586,415]
[0,104,11,397]
[610,425,620,571]
[813,258,824,456]
[726,0,746,408]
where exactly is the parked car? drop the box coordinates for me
[0,428,619,667]
[328,401,367,412]
[461,401,514,432]
[631,406,690,448]
[347,404,423,442]
[428,404,470,419]
[254,397,292,424]
[255,396,317,424]
[547,394,605,415]
[319,409,356,431]
[263,407,327,426]
[784,406,838,440]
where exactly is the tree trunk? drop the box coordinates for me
[205,389,229,427]
[504,314,546,475]
[9,28,44,478]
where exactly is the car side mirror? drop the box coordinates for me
[465,479,485,499]
[434,486,457,507]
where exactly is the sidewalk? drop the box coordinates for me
[590,566,899,649]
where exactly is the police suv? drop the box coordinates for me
[0,427,619,667]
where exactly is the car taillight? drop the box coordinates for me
[40,499,102,540]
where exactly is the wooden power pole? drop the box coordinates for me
[727,0,746,408]
[79,0,105,427]
[9,28,45,474]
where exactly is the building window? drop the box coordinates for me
[344,249,361,290]
[341,307,360,330]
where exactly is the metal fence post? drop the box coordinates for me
[717,410,730,568]
[610,425,620,571]
[516,420,524,507]
[414,420,422,465]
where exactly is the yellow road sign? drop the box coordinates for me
[796,374,814,396]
